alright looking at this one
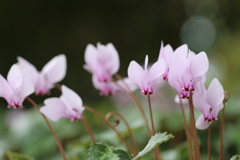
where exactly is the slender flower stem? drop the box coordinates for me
[180,99,193,160]
[219,91,229,160]
[147,95,155,133]
[106,111,139,155]
[83,105,135,155]
[147,95,161,160]
[208,126,211,160]
[188,93,201,160]
[82,115,96,142]
[26,97,68,160]
[114,74,152,136]
[55,83,96,143]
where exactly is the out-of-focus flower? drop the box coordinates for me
[84,43,119,82]
[92,76,137,96]
[40,85,84,122]
[158,42,174,81]
[193,78,224,130]
[17,54,66,95]
[0,65,34,108]
[168,45,209,99]
[128,55,166,95]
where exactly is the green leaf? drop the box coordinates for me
[7,151,34,160]
[88,142,132,160]
[230,155,240,160]
[133,132,174,160]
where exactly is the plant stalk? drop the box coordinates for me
[208,126,211,160]
[83,105,135,155]
[82,115,96,142]
[26,97,68,160]
[188,94,201,160]
[180,99,193,160]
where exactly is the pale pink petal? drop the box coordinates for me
[18,69,35,99]
[144,55,149,69]
[189,52,209,78]
[106,43,120,74]
[196,114,212,130]
[42,54,67,83]
[193,89,205,111]
[60,85,84,113]
[17,56,38,80]
[40,98,68,121]
[158,42,164,60]
[162,44,174,66]
[127,61,143,88]
[206,78,224,107]
[174,44,188,56]
[84,44,97,65]
[0,75,13,102]
[211,103,224,120]
[7,65,22,90]
[140,70,150,91]
[150,59,166,80]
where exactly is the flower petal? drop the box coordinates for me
[127,61,143,88]
[42,54,67,83]
[40,98,68,121]
[7,65,22,90]
[60,85,84,113]
[18,68,35,99]
[17,56,38,81]
[106,43,120,74]
[206,78,224,107]
[196,114,212,130]
[0,75,12,103]
[150,59,166,80]
[189,52,209,79]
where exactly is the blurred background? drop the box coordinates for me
[0,0,240,159]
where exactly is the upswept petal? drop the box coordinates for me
[40,98,68,121]
[206,78,224,107]
[0,75,13,102]
[106,43,120,74]
[18,69,35,99]
[189,52,209,78]
[192,83,205,111]
[17,56,38,80]
[84,44,97,65]
[174,44,188,57]
[140,70,150,91]
[42,54,67,83]
[127,61,144,88]
[162,44,174,65]
[144,55,149,69]
[158,42,164,60]
[211,103,224,120]
[150,59,166,80]
[7,65,22,90]
[196,114,212,130]
[60,85,84,112]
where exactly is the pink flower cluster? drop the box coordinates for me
[84,42,224,130]
[0,41,224,129]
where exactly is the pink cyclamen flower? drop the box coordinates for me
[92,76,137,96]
[193,78,224,130]
[128,55,166,95]
[0,64,34,108]
[83,43,120,82]
[158,42,174,81]
[17,54,66,95]
[40,85,84,122]
[168,45,209,99]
